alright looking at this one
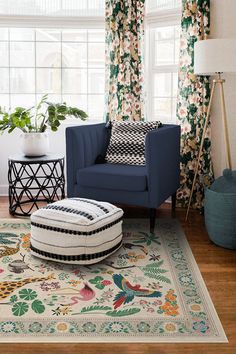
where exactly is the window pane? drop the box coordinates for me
[88,43,105,68]
[155,40,174,65]
[10,28,34,41]
[175,38,180,64]
[0,42,9,66]
[155,27,174,40]
[149,25,180,124]
[154,73,171,97]
[0,94,9,108]
[88,95,104,120]
[88,29,105,42]
[62,69,87,94]
[37,94,62,104]
[0,26,105,120]
[175,26,180,39]
[10,68,35,93]
[63,94,87,111]
[0,0,105,16]
[147,0,181,12]
[0,28,8,41]
[11,94,35,109]
[154,98,172,121]
[88,69,105,94]
[36,29,61,42]
[0,69,9,93]
[10,42,35,67]
[62,43,87,68]
[36,42,61,67]
[172,72,178,97]
[36,68,61,93]
[62,29,87,42]
[61,0,105,16]
[172,98,177,121]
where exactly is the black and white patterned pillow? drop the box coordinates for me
[105,121,162,165]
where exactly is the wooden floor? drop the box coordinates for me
[0,197,235,354]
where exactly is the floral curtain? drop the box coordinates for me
[105,0,145,121]
[176,0,214,209]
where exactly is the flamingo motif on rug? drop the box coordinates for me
[51,282,96,306]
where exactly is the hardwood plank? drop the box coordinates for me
[0,197,235,354]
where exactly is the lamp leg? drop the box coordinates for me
[219,81,232,170]
[185,81,216,221]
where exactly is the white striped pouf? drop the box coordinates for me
[30,198,123,265]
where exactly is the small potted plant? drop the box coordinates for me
[0,94,88,156]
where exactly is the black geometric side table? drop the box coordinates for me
[8,154,65,217]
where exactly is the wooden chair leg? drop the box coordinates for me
[150,208,156,233]
[172,192,177,211]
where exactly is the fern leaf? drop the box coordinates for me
[81,305,112,313]
[143,272,171,284]
[142,260,164,268]
[155,268,168,274]
[106,308,141,317]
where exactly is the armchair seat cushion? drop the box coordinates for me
[77,163,148,192]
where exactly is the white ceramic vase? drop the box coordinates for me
[21,132,50,157]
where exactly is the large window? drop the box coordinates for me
[0,0,105,121]
[146,2,181,124]
[0,27,105,121]
[0,0,181,123]
[147,25,180,123]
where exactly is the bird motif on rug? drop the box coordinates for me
[52,283,96,306]
[64,283,95,305]
[112,274,162,309]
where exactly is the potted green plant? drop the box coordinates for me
[0,94,88,156]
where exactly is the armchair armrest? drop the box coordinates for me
[66,123,109,197]
[145,124,180,207]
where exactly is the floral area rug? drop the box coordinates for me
[0,218,227,343]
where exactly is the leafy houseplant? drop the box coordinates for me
[0,94,88,156]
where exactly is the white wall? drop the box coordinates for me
[210,0,236,176]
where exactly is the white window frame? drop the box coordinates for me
[145,8,181,122]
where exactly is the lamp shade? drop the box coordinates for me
[194,39,236,75]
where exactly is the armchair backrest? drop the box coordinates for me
[66,123,110,196]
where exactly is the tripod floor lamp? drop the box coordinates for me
[186,39,236,221]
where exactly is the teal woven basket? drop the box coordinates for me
[204,169,236,249]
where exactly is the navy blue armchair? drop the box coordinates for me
[66,123,180,231]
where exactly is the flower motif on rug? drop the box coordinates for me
[0,220,226,342]
[157,289,179,317]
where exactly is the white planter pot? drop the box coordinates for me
[21,132,50,157]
